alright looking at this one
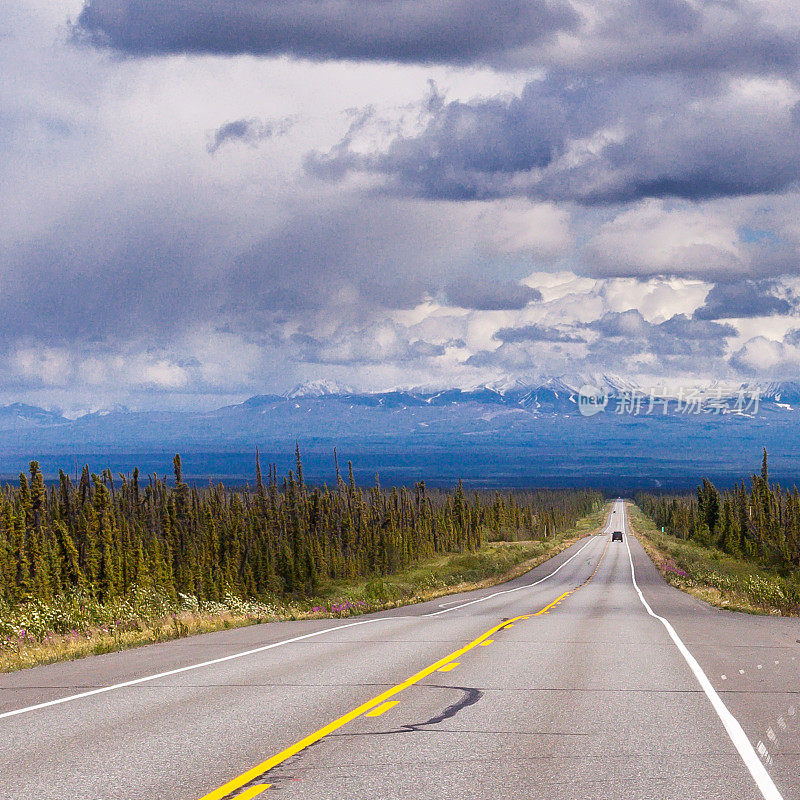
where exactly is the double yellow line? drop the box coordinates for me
[197,536,611,800]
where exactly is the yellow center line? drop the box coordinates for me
[195,534,611,800]
[533,590,572,616]
[365,700,398,717]
[536,539,610,615]
[479,639,493,646]
[195,612,529,800]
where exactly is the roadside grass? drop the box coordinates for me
[628,503,800,617]
[0,505,608,673]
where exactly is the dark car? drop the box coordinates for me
[611,530,623,542]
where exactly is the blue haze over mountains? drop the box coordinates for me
[3,379,800,492]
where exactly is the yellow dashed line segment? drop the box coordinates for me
[365,701,399,717]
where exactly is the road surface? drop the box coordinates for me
[2,500,799,799]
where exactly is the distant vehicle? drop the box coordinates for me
[611,530,623,541]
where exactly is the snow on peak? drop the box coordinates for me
[286,379,353,398]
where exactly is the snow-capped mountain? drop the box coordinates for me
[0,403,68,430]
[3,379,798,433]
[1,381,799,490]
[286,379,354,398]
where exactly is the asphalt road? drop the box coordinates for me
[2,500,799,800]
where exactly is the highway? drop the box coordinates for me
[2,500,799,799]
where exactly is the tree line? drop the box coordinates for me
[636,449,800,569]
[0,451,601,606]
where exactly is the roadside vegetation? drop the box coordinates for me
[0,453,603,671]
[633,451,800,616]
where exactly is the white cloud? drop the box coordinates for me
[135,359,188,390]
[731,336,800,373]
[598,277,711,322]
[586,200,743,278]
[11,347,72,386]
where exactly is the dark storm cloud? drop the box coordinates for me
[444,278,542,310]
[207,117,293,154]
[218,198,477,319]
[587,311,736,357]
[466,307,738,371]
[693,281,792,320]
[468,309,738,374]
[76,0,577,64]
[0,212,217,343]
[0,190,469,351]
[75,0,800,77]
[656,314,737,341]
[494,323,585,343]
[309,74,800,204]
[306,77,593,200]
[580,0,800,76]
[589,310,736,340]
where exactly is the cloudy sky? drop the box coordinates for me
[4,0,800,413]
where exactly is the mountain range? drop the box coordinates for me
[2,379,799,491]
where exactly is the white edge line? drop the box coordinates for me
[0,616,407,721]
[622,501,784,800]
[424,528,605,617]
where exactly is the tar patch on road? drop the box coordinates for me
[403,685,484,731]
[264,685,484,789]
[330,684,485,738]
